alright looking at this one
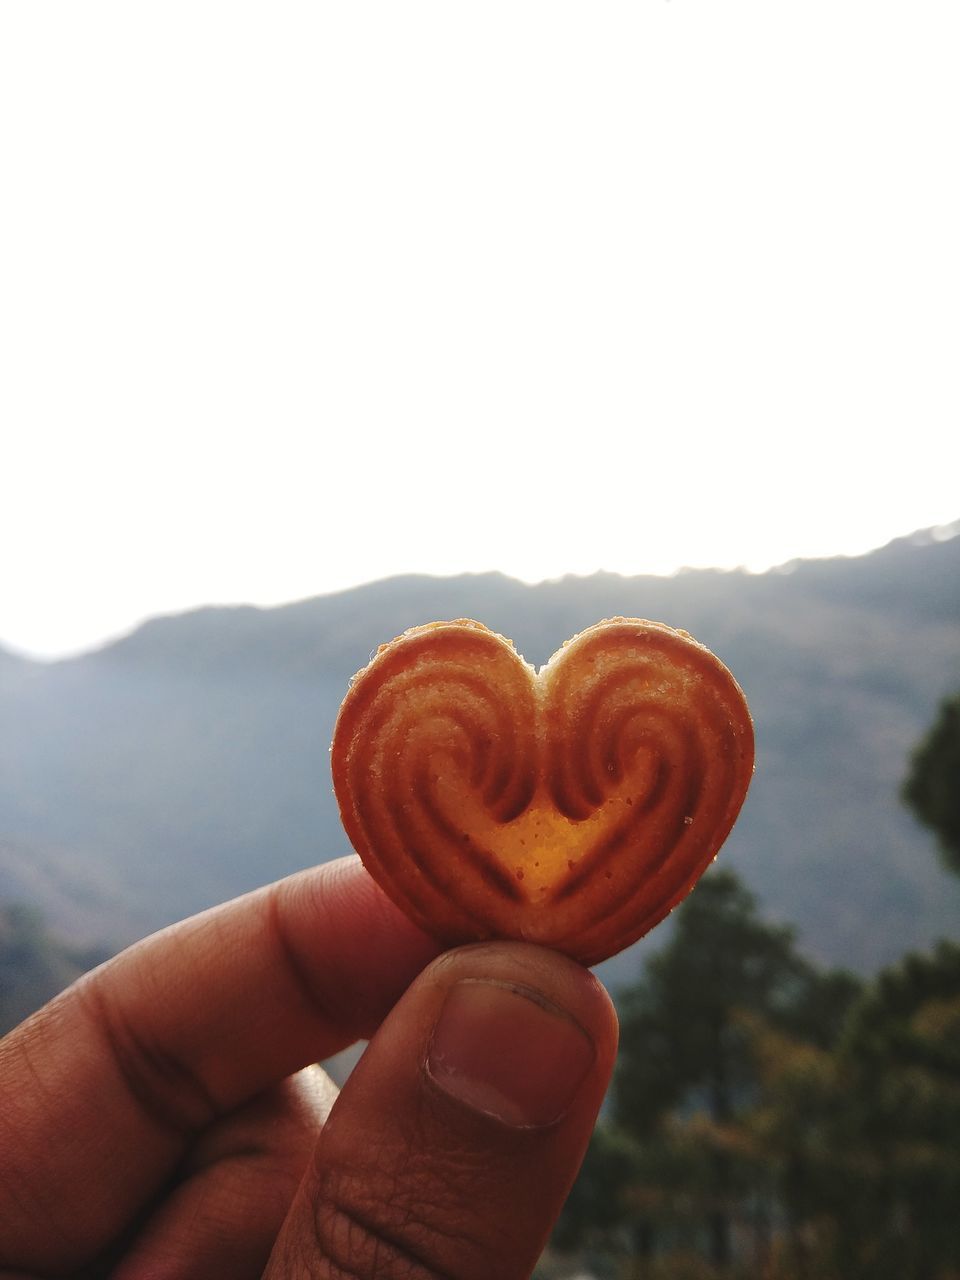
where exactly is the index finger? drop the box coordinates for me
[0,856,440,1273]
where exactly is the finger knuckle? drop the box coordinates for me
[78,972,216,1137]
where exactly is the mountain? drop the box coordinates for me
[0,902,109,1035]
[1,524,959,991]
[0,836,136,946]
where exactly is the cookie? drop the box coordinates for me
[331,618,754,965]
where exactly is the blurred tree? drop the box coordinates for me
[902,690,960,875]
[830,941,960,1280]
[552,1124,643,1258]
[741,942,960,1280]
[615,872,804,1131]
[615,872,798,1266]
[610,869,861,1273]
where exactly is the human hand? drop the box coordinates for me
[0,856,618,1279]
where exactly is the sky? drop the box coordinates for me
[2,3,958,660]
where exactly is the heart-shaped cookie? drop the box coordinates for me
[332,618,754,965]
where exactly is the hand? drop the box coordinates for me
[0,856,618,1279]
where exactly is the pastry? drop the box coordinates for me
[331,618,754,965]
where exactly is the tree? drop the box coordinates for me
[831,942,960,1279]
[612,869,860,1272]
[615,871,805,1134]
[741,942,960,1280]
[902,690,960,875]
[551,1124,644,1259]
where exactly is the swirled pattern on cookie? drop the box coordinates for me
[331,618,754,966]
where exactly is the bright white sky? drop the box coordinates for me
[2,3,958,659]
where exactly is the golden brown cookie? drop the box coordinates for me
[331,618,754,965]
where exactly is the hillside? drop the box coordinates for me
[0,902,109,1035]
[1,524,959,987]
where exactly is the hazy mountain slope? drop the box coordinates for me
[0,902,109,1035]
[0,837,136,945]
[1,527,958,975]
[778,521,960,624]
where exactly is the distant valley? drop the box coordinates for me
[2,523,959,996]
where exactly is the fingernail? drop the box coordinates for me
[426,979,595,1128]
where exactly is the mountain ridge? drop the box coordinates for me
[51,520,960,677]
[8,518,958,669]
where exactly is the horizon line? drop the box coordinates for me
[4,517,958,666]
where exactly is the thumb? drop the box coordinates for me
[266,941,618,1280]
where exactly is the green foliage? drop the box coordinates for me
[903,690,960,875]
[793,943,960,1280]
[551,1125,643,1255]
[556,870,864,1274]
[615,871,828,1140]
[554,874,960,1278]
